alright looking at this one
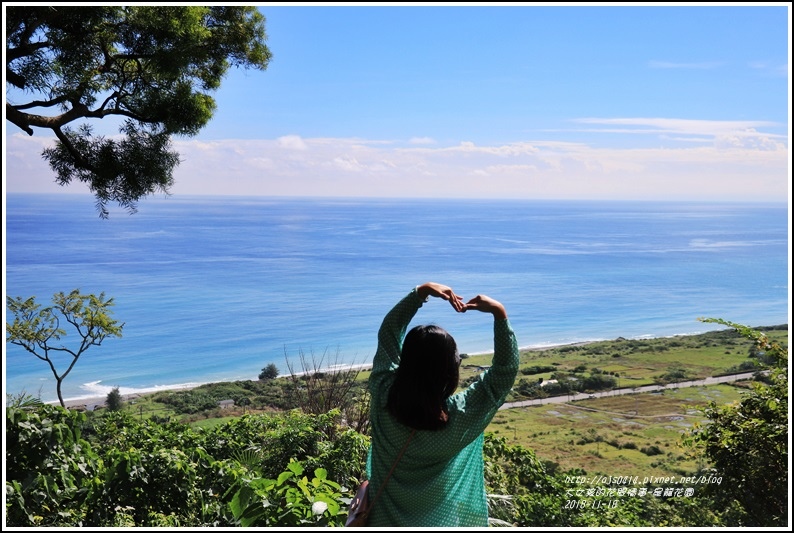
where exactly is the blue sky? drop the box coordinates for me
[3,3,791,202]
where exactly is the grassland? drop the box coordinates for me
[488,383,747,479]
[478,326,786,478]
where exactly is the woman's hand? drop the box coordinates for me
[417,282,466,312]
[465,294,507,320]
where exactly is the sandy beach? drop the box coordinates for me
[55,392,156,411]
[54,384,206,411]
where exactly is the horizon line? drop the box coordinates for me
[4,191,790,206]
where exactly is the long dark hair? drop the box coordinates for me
[386,324,461,431]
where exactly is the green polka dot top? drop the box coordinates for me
[366,287,519,527]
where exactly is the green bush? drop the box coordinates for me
[521,365,557,376]
[5,405,101,526]
[229,460,346,526]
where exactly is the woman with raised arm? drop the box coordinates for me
[363,282,519,527]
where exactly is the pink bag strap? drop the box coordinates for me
[369,429,416,508]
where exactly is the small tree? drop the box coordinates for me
[6,289,124,407]
[259,363,279,381]
[106,386,124,411]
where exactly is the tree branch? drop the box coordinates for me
[5,69,27,90]
[5,103,34,135]
[14,95,71,111]
[5,40,50,64]
[52,126,96,172]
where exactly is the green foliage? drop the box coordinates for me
[2,398,770,528]
[640,445,664,456]
[198,410,369,490]
[259,362,280,380]
[86,447,201,525]
[300,422,371,491]
[482,433,551,525]
[5,405,361,527]
[6,289,123,407]
[656,364,691,385]
[484,433,547,494]
[698,318,787,368]
[5,405,102,526]
[5,320,786,527]
[154,379,299,414]
[580,372,617,391]
[106,387,124,411]
[157,390,223,414]
[722,358,761,375]
[6,390,44,409]
[512,378,545,399]
[478,434,717,527]
[228,460,346,526]
[520,364,557,376]
[684,318,788,526]
[513,370,616,400]
[6,6,271,217]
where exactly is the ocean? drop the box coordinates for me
[3,194,789,404]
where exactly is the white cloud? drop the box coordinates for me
[330,155,364,172]
[3,133,76,194]
[571,117,787,150]
[648,60,725,69]
[437,142,541,157]
[573,117,781,136]
[747,61,789,77]
[714,130,786,151]
[277,135,308,150]
[4,121,788,202]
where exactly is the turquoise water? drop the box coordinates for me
[4,194,788,403]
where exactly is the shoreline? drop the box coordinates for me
[53,385,207,410]
[50,343,560,410]
[44,325,787,410]
[50,341,588,409]
[44,339,651,409]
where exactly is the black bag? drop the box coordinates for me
[345,430,415,527]
[345,480,371,527]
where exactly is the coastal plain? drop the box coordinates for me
[60,325,787,480]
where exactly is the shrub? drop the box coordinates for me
[106,386,124,411]
[228,460,346,526]
[259,363,279,380]
[640,445,663,456]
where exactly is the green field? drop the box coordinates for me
[488,383,747,478]
[477,325,786,478]
[460,326,788,390]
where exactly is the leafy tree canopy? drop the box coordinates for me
[6,5,271,217]
[259,362,279,381]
